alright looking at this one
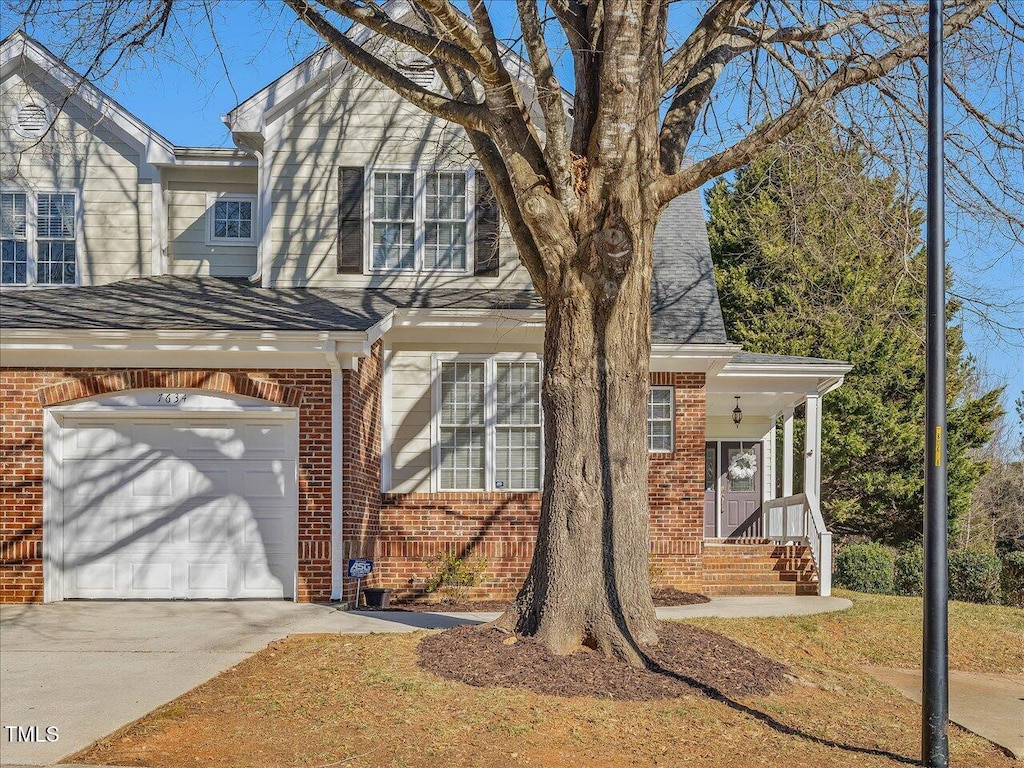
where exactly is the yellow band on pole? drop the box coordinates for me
[935,426,942,466]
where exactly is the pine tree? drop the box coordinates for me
[708,123,1004,544]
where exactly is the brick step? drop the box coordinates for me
[704,544,777,555]
[704,562,781,572]
[704,583,805,596]
[778,571,819,583]
[703,572,801,584]
[772,558,815,571]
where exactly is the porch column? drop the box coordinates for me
[804,393,822,504]
[765,420,777,501]
[782,407,795,497]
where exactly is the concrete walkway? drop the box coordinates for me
[1,596,850,767]
[864,666,1024,760]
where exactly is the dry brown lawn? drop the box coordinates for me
[66,591,1023,768]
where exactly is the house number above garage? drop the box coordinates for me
[156,392,188,404]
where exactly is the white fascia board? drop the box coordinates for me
[0,328,372,368]
[392,307,545,329]
[2,33,176,165]
[719,361,852,379]
[650,343,741,373]
[156,148,258,168]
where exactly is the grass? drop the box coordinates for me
[66,592,1022,768]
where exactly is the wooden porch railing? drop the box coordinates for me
[761,492,833,596]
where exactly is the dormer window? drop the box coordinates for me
[206,193,256,246]
[1,190,78,286]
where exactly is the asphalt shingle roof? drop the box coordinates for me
[0,191,730,345]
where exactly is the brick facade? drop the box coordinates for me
[372,372,707,600]
[0,368,333,603]
[2,361,707,604]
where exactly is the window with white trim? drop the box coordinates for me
[1,190,78,286]
[648,386,674,452]
[206,194,256,245]
[370,169,470,272]
[436,357,542,491]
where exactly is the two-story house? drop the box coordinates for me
[0,29,849,605]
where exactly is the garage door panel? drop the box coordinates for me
[130,562,175,593]
[243,515,288,546]
[59,414,298,600]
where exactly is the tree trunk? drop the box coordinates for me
[493,213,660,666]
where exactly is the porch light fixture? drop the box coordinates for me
[732,396,743,427]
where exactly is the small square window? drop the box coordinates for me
[207,195,256,245]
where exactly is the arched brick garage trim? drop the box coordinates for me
[37,370,303,408]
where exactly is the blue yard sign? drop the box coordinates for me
[347,559,373,579]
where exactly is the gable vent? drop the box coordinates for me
[15,102,49,137]
[399,58,437,89]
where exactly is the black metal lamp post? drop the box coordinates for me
[923,0,949,765]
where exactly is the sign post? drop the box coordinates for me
[346,558,374,608]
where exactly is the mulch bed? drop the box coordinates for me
[418,621,789,700]
[358,589,709,613]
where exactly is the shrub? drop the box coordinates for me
[834,543,895,594]
[424,550,487,604]
[1000,551,1024,608]
[894,544,924,596]
[948,550,1002,605]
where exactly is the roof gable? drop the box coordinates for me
[1,30,176,165]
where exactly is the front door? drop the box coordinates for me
[719,442,761,538]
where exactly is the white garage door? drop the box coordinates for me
[60,414,298,599]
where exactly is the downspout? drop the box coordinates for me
[229,133,264,284]
[325,340,345,601]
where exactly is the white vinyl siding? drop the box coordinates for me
[435,356,542,491]
[0,189,78,286]
[2,74,153,285]
[648,386,674,453]
[266,74,532,289]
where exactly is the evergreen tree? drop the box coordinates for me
[708,123,1003,545]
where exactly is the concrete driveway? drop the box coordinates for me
[0,596,851,766]
[0,601,480,766]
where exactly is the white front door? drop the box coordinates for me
[59,415,298,599]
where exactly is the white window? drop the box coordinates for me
[648,387,674,453]
[435,357,542,491]
[369,169,471,273]
[1,190,78,286]
[206,194,256,245]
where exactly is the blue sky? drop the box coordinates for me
[5,5,1021,418]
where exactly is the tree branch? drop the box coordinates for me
[282,0,488,131]
[654,0,991,204]
[515,0,576,212]
[318,0,480,72]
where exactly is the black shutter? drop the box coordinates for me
[337,166,364,274]
[474,170,500,277]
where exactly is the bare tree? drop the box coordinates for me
[10,0,1023,664]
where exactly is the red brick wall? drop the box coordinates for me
[340,344,382,603]
[375,372,707,600]
[0,368,333,603]
[648,372,707,592]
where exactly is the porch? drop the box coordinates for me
[703,352,851,596]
